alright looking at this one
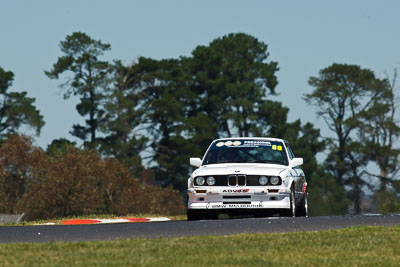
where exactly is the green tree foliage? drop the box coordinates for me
[358,70,400,192]
[189,33,279,137]
[0,134,184,220]
[305,63,391,214]
[308,167,348,216]
[374,189,400,214]
[46,138,77,158]
[0,67,44,140]
[140,57,198,190]
[45,32,111,148]
[99,57,194,189]
[100,60,148,176]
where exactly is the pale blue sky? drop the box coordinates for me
[1,0,400,149]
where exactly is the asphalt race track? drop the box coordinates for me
[1,215,400,243]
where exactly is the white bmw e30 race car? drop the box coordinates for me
[187,137,308,220]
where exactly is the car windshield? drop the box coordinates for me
[203,140,288,166]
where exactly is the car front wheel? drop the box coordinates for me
[282,186,296,217]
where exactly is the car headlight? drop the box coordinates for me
[270,176,281,185]
[196,176,205,186]
[207,176,215,186]
[259,176,268,186]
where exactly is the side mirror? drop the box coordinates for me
[290,157,303,168]
[190,158,202,167]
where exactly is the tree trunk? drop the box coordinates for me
[353,175,362,215]
[379,169,388,192]
[89,89,96,144]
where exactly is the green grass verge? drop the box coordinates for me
[1,226,400,266]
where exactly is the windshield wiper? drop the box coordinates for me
[248,160,284,165]
[215,160,248,164]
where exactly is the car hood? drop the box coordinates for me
[192,163,287,177]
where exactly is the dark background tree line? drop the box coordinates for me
[1,31,399,219]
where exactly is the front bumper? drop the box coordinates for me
[187,187,291,210]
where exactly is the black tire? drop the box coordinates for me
[282,187,296,217]
[296,192,309,217]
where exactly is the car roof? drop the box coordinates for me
[212,137,288,143]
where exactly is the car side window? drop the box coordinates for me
[285,143,295,160]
